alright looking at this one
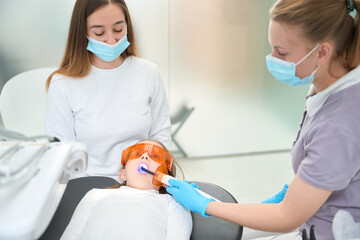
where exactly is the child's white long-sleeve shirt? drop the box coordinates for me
[61,187,192,240]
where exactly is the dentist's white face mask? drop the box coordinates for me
[87,34,130,62]
[266,44,320,86]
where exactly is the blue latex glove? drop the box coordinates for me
[261,184,288,204]
[166,179,214,217]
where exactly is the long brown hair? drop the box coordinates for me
[270,0,360,71]
[110,140,184,195]
[45,0,138,90]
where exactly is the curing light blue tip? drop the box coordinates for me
[137,163,149,174]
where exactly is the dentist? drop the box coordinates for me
[167,0,360,239]
[45,0,171,181]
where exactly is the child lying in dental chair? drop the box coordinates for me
[61,140,192,240]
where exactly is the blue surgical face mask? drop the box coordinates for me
[87,34,130,62]
[266,44,320,86]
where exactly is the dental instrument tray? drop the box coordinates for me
[0,137,87,240]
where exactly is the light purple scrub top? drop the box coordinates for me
[291,66,360,240]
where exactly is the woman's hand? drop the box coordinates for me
[261,184,288,204]
[206,175,332,232]
[166,179,214,217]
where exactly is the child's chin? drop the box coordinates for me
[133,182,159,191]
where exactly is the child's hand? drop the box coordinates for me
[166,179,214,217]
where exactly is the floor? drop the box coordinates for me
[176,150,295,204]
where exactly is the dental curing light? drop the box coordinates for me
[140,166,220,202]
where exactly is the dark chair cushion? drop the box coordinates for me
[39,177,118,240]
[189,181,243,240]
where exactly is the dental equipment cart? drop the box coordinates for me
[0,136,87,240]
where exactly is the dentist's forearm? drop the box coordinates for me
[205,175,332,233]
[205,201,298,233]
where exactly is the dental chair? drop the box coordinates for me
[39,178,243,240]
[189,181,243,240]
[0,67,56,135]
[39,176,119,240]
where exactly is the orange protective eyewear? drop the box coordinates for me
[121,143,173,171]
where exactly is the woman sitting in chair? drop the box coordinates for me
[61,140,192,240]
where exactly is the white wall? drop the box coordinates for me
[0,0,309,157]
[129,0,309,157]
[126,0,170,91]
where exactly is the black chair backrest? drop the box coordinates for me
[189,181,243,240]
[39,177,118,240]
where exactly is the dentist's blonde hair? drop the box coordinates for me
[270,0,360,71]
